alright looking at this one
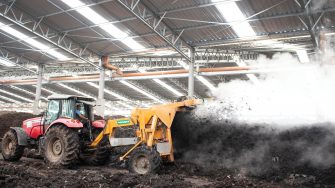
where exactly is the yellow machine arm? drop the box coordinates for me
[90,99,202,161]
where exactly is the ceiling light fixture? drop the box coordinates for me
[0,89,34,102]
[138,69,184,97]
[57,83,91,98]
[0,58,15,67]
[10,86,47,100]
[212,0,256,37]
[87,82,129,101]
[0,94,21,103]
[61,0,145,50]
[31,85,57,95]
[196,76,216,91]
[0,22,69,60]
[116,101,134,109]
[119,80,164,103]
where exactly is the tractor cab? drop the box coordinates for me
[42,95,98,142]
[18,95,98,141]
[45,94,95,125]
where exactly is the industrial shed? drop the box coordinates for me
[0,0,334,187]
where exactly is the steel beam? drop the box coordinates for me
[1,51,258,79]
[72,6,335,47]
[46,0,127,54]
[0,47,37,73]
[3,2,335,52]
[40,0,115,19]
[168,6,335,33]
[38,0,238,35]
[59,1,236,37]
[116,0,192,62]
[190,27,328,48]
[0,68,272,85]
[0,1,199,103]
[0,2,100,69]
[298,0,319,49]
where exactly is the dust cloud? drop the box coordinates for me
[197,52,335,127]
[172,47,335,176]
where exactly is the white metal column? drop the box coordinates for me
[96,57,105,117]
[188,48,195,97]
[33,64,43,114]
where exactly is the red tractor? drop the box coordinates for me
[1,95,110,167]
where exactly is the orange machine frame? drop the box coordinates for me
[90,99,202,161]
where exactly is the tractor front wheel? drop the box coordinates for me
[127,147,161,174]
[43,125,80,167]
[1,130,24,161]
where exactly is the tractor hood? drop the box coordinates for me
[23,117,43,127]
[22,117,44,139]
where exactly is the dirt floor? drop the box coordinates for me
[0,111,335,187]
[0,157,295,188]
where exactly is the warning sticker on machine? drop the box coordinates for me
[117,120,130,124]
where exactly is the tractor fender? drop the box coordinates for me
[9,127,28,146]
[45,118,84,133]
[92,120,105,129]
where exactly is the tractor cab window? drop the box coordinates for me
[74,103,88,120]
[46,100,60,124]
[61,99,75,118]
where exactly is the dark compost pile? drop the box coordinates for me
[0,111,334,187]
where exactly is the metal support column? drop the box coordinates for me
[96,57,105,117]
[299,0,321,50]
[188,48,195,98]
[33,64,43,114]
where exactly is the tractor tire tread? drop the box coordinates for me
[127,147,162,174]
[1,130,24,161]
[44,125,80,167]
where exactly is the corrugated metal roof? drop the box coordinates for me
[0,0,334,110]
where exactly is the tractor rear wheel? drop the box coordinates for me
[43,125,80,167]
[1,130,24,161]
[127,147,161,174]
